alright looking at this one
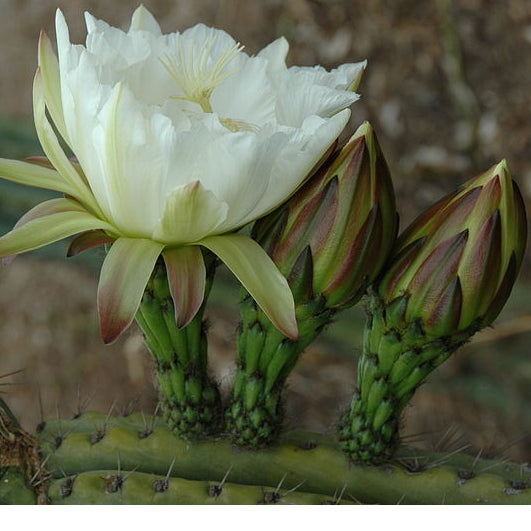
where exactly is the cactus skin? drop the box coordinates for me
[0,467,37,504]
[35,412,531,505]
[48,470,350,505]
[136,254,222,440]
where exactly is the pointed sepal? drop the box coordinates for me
[0,198,115,261]
[162,246,207,329]
[199,233,298,340]
[97,238,164,344]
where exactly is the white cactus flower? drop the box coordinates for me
[0,6,366,343]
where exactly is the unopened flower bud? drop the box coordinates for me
[379,159,527,338]
[339,160,527,464]
[254,121,397,308]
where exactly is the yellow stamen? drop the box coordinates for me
[161,36,244,113]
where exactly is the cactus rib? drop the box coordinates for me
[47,470,351,504]
[37,412,531,505]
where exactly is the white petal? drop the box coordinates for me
[84,11,110,35]
[153,181,228,244]
[84,19,151,82]
[273,70,359,126]
[165,124,269,231]
[247,110,351,220]
[211,56,276,127]
[289,61,367,91]
[90,83,178,235]
[181,23,241,61]
[257,37,289,72]
[55,9,72,65]
[129,5,162,35]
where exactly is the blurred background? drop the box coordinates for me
[0,0,530,461]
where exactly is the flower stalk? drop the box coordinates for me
[339,160,527,464]
[136,251,223,439]
[226,123,397,447]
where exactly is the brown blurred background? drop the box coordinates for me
[1,0,531,462]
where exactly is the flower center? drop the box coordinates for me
[161,37,244,113]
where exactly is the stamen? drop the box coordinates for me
[161,36,245,113]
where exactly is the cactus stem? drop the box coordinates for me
[35,412,531,504]
[47,469,353,504]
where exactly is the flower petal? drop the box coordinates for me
[0,158,76,196]
[98,237,164,344]
[67,230,115,257]
[38,30,69,145]
[33,69,103,217]
[199,233,298,339]
[274,71,358,126]
[257,37,289,72]
[241,110,351,223]
[289,61,367,91]
[91,82,186,236]
[0,198,115,259]
[153,180,228,244]
[212,56,276,127]
[129,5,162,34]
[162,246,206,328]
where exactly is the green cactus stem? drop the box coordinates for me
[225,252,334,448]
[35,412,531,504]
[0,467,37,505]
[338,289,476,464]
[135,252,222,440]
[47,470,351,505]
